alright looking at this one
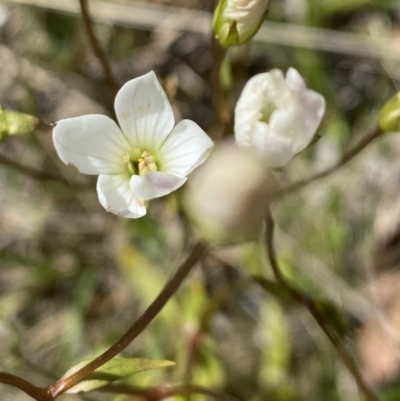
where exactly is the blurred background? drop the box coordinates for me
[1,0,400,400]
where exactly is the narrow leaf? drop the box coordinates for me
[62,357,175,393]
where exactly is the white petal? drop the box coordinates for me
[253,121,294,168]
[223,0,269,43]
[293,90,325,154]
[130,172,186,201]
[266,69,291,108]
[158,120,214,176]
[285,68,306,93]
[114,71,175,152]
[234,74,267,147]
[97,174,147,218]
[53,115,129,175]
[270,90,325,155]
[234,71,288,147]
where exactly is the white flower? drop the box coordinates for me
[235,68,325,168]
[213,0,269,47]
[53,71,214,218]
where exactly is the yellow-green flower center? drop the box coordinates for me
[260,100,275,124]
[124,149,158,176]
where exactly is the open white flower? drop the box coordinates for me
[53,71,214,218]
[235,68,325,168]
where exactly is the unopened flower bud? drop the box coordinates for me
[379,92,400,133]
[213,0,269,47]
[184,142,272,244]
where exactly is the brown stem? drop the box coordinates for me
[79,0,119,91]
[0,372,51,401]
[99,383,240,401]
[272,128,382,200]
[263,206,381,401]
[0,153,89,190]
[46,241,207,398]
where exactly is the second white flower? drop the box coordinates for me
[234,68,325,168]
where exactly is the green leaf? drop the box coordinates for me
[0,106,40,140]
[63,357,175,393]
[252,276,294,306]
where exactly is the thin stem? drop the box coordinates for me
[0,372,51,401]
[0,153,89,190]
[263,206,380,401]
[211,37,227,122]
[264,207,291,292]
[46,240,207,398]
[209,30,229,141]
[272,128,382,200]
[99,383,240,401]
[79,0,119,91]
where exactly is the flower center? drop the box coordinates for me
[260,100,276,124]
[124,149,158,176]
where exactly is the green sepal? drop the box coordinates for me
[213,0,269,47]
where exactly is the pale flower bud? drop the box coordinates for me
[184,142,272,244]
[379,92,400,133]
[235,68,325,168]
[213,0,269,47]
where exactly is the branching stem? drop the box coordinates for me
[272,128,382,200]
[264,206,380,401]
[0,373,51,401]
[0,242,206,400]
[46,241,207,397]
